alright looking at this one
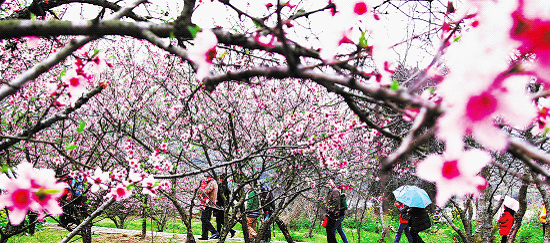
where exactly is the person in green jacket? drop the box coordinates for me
[245,184,260,240]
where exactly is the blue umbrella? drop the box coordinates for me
[393,185,431,208]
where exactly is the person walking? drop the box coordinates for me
[198,174,219,240]
[214,174,236,238]
[540,203,547,237]
[394,201,413,243]
[325,177,341,243]
[335,189,349,243]
[407,207,431,243]
[245,184,260,240]
[498,206,515,243]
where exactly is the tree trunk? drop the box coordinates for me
[473,168,496,243]
[463,197,474,241]
[449,198,474,242]
[357,197,368,243]
[533,172,550,243]
[378,199,389,243]
[507,173,529,243]
[141,195,148,239]
[442,209,470,243]
[275,217,294,243]
[164,192,195,243]
[305,202,320,238]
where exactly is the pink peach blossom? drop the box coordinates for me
[437,75,536,152]
[110,183,132,201]
[417,149,491,207]
[188,29,218,81]
[87,167,109,193]
[0,163,65,225]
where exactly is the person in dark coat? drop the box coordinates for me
[325,178,341,243]
[214,174,236,238]
[335,191,349,243]
[407,207,431,243]
[498,206,515,243]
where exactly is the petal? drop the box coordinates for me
[498,76,537,127]
[434,180,457,207]
[9,208,28,225]
[458,149,491,176]
[45,201,63,216]
[471,123,508,151]
[416,154,444,182]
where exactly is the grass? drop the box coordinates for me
[8,213,547,242]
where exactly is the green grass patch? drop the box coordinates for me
[7,212,548,242]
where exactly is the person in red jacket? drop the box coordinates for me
[498,206,515,243]
[394,201,413,243]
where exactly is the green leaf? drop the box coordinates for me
[390,80,400,91]
[169,31,176,40]
[219,50,228,59]
[42,189,61,194]
[92,49,100,58]
[77,121,86,134]
[359,31,368,48]
[65,144,78,150]
[188,25,202,38]
[453,36,461,42]
[126,184,136,190]
[30,13,36,21]
[0,165,11,173]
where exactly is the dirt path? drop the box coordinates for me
[46,223,295,242]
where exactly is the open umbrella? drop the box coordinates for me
[393,185,432,208]
[493,195,520,212]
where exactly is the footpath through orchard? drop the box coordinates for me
[46,223,299,242]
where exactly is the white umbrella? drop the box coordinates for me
[494,195,520,212]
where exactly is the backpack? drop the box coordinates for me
[339,194,348,215]
[71,178,84,197]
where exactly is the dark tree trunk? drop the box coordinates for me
[507,173,529,243]
[533,172,550,243]
[141,195,148,239]
[275,218,294,243]
[164,192,196,243]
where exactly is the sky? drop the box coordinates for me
[56,0,453,68]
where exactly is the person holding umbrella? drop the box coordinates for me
[498,206,515,243]
[393,185,432,243]
[494,195,518,243]
[407,206,431,243]
[394,201,413,243]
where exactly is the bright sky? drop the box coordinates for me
[58,0,448,67]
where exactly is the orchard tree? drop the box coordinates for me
[0,0,549,243]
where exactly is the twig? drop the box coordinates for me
[58,198,115,243]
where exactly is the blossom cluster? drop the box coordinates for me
[48,51,110,106]
[416,0,549,207]
[0,163,66,225]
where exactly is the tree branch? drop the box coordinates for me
[0,84,105,150]
[0,0,147,102]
